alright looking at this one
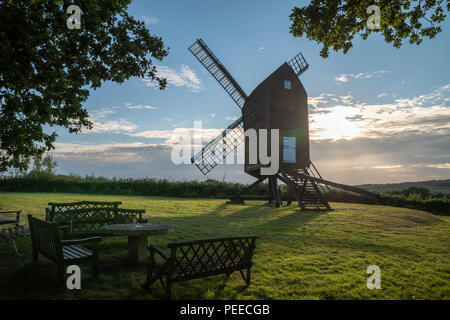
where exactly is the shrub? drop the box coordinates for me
[0,174,448,215]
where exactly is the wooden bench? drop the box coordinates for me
[28,215,101,287]
[0,210,28,255]
[45,201,147,238]
[143,235,258,298]
[45,201,122,221]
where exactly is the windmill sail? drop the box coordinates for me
[191,116,244,175]
[287,52,309,77]
[189,39,248,175]
[189,39,247,109]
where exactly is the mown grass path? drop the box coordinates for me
[0,192,448,299]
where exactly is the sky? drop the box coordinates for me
[52,0,450,185]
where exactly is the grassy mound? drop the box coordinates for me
[0,192,448,299]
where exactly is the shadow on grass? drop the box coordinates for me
[0,200,418,299]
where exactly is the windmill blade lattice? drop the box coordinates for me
[287,52,309,77]
[191,116,244,175]
[189,39,248,109]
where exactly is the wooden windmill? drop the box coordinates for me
[189,39,376,209]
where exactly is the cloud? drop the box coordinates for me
[310,132,450,184]
[143,65,202,92]
[420,163,450,169]
[308,94,333,107]
[377,93,388,98]
[52,129,450,185]
[225,116,239,121]
[52,83,450,185]
[53,142,250,183]
[137,16,158,25]
[53,142,159,162]
[372,165,403,169]
[88,119,138,133]
[125,103,158,110]
[334,74,349,83]
[210,113,216,118]
[257,46,264,58]
[84,109,138,133]
[334,70,391,83]
[126,128,222,146]
[309,83,450,141]
[89,109,116,118]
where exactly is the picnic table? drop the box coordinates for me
[101,223,173,264]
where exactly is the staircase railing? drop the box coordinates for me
[307,162,331,194]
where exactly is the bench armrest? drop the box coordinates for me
[148,245,168,260]
[61,236,102,246]
[58,224,72,239]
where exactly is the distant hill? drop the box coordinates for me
[357,179,450,194]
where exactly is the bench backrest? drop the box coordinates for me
[47,207,146,232]
[167,236,258,280]
[28,215,62,261]
[46,201,121,221]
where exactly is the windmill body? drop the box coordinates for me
[243,62,310,178]
[188,39,377,209]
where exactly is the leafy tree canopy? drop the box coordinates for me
[0,0,168,171]
[290,0,449,58]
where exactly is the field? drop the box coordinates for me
[0,192,449,300]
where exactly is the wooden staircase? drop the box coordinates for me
[279,168,331,210]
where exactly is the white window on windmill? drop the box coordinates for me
[283,136,296,163]
[283,80,292,90]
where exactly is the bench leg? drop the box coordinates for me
[240,268,251,286]
[57,263,65,288]
[92,242,99,278]
[165,280,172,300]
[32,247,38,264]
[10,239,19,256]
[92,254,99,278]
[143,268,154,292]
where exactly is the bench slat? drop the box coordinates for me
[67,244,92,256]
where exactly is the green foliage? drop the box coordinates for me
[0,193,449,299]
[1,174,449,215]
[403,186,431,199]
[407,192,423,201]
[29,153,58,175]
[359,179,450,194]
[0,0,168,171]
[325,189,450,215]
[0,174,268,198]
[290,0,450,58]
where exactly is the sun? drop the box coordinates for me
[310,105,362,140]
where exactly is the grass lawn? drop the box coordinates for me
[0,192,449,300]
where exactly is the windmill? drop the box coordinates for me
[189,39,376,209]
